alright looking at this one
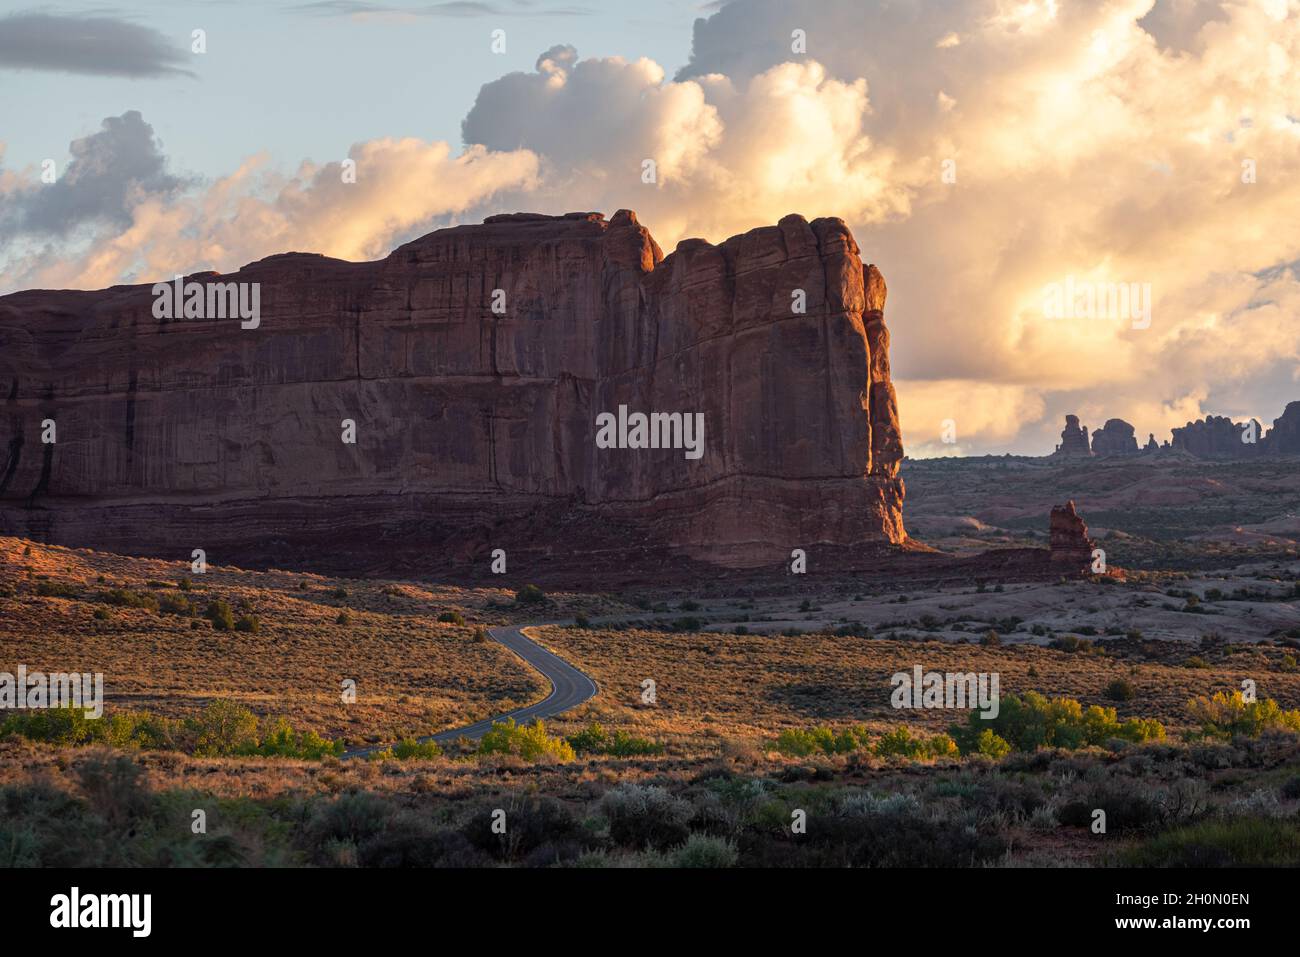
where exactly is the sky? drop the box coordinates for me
[2,0,1299,457]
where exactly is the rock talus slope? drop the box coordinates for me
[0,210,906,570]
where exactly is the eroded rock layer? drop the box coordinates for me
[0,210,906,570]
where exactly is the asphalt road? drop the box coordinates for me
[342,621,597,759]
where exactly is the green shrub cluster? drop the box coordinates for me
[566,722,664,756]
[99,588,158,612]
[950,691,1165,755]
[477,718,574,762]
[1,700,342,759]
[365,738,444,761]
[1186,691,1300,739]
[774,724,957,759]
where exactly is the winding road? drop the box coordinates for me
[342,621,598,759]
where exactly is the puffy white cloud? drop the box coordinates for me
[1,136,539,291]
[7,0,1300,456]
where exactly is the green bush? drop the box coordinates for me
[335,610,351,625]
[873,727,959,760]
[515,584,545,605]
[774,725,869,757]
[159,593,195,616]
[188,699,259,756]
[567,722,664,757]
[1104,677,1136,701]
[367,738,443,761]
[204,600,235,631]
[1186,691,1300,739]
[600,783,693,850]
[671,833,738,868]
[234,614,259,633]
[950,691,1165,754]
[1120,818,1300,867]
[35,580,79,598]
[437,611,465,625]
[477,718,574,762]
[99,588,158,613]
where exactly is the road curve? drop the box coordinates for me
[342,622,597,759]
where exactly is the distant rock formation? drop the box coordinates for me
[1049,500,1095,572]
[0,210,907,571]
[1262,401,1300,455]
[1054,415,1092,457]
[1171,415,1262,458]
[1091,418,1138,456]
[1143,433,1159,452]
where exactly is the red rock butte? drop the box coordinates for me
[0,210,905,572]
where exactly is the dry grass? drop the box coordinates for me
[0,537,564,745]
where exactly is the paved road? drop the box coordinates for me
[342,621,597,759]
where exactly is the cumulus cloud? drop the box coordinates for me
[7,0,1300,456]
[0,14,193,78]
[0,111,188,241]
[1,132,539,291]
[461,0,1300,453]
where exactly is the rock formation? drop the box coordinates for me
[1090,418,1138,456]
[1170,415,1261,458]
[1143,433,1159,452]
[1262,401,1300,455]
[0,210,906,571]
[1054,415,1092,457]
[1049,500,1095,572]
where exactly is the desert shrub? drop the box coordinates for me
[1186,691,1300,739]
[822,790,1008,866]
[463,796,583,862]
[951,692,1164,755]
[99,588,158,612]
[670,833,738,868]
[158,593,194,616]
[1,704,98,746]
[566,722,663,757]
[188,699,259,756]
[1120,817,1300,867]
[1058,782,1163,832]
[92,607,110,621]
[477,718,574,762]
[437,611,465,625]
[980,630,1000,646]
[252,717,343,759]
[204,600,235,631]
[872,726,959,760]
[233,614,259,633]
[973,729,1013,759]
[774,725,868,757]
[515,584,545,605]
[1281,776,1300,800]
[331,587,348,600]
[35,580,79,598]
[335,610,351,625]
[367,738,442,761]
[1105,677,1136,701]
[471,626,488,642]
[600,784,693,850]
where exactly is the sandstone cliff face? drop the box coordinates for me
[0,210,905,570]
